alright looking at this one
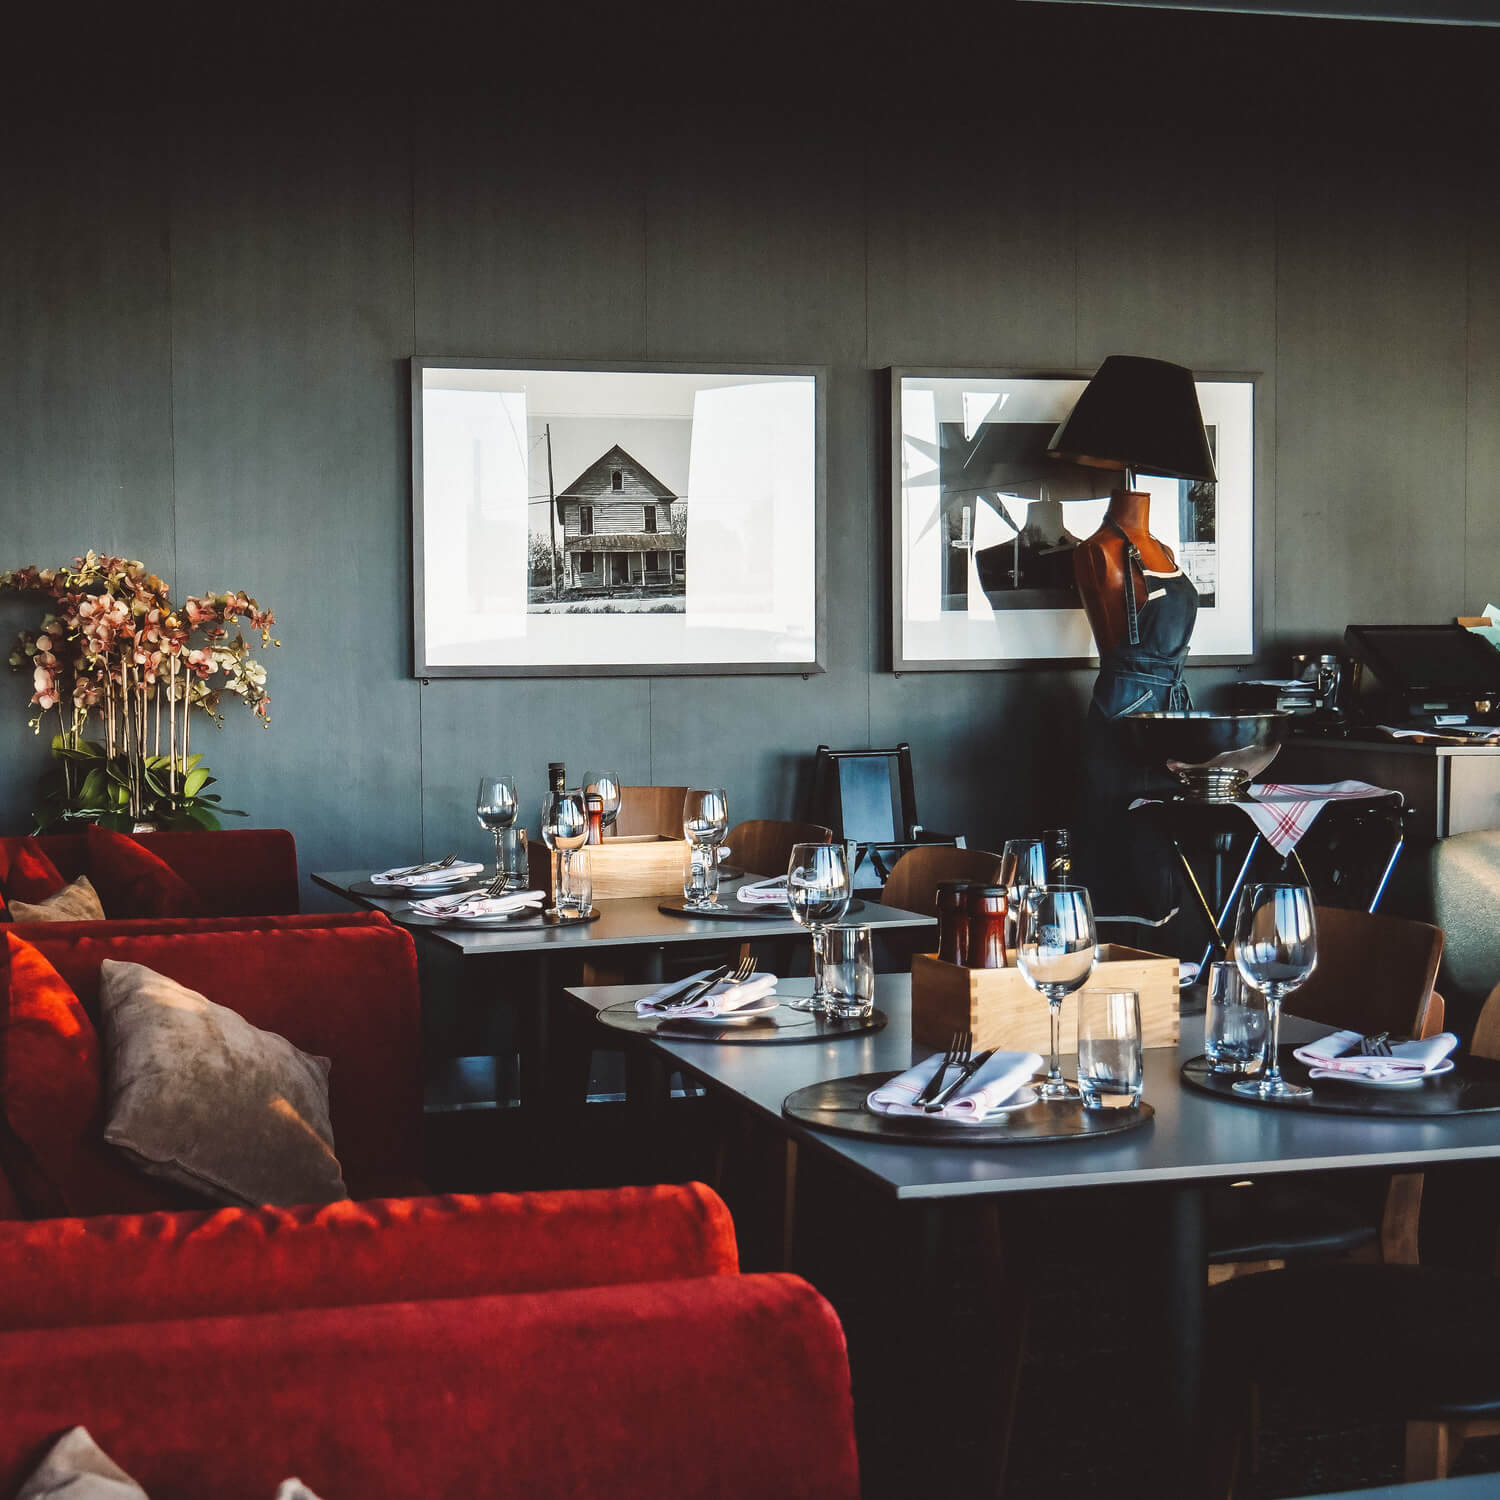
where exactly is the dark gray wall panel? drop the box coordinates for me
[413,113,647,361]
[1465,223,1500,614]
[1274,146,1468,651]
[166,102,421,901]
[866,138,1077,370]
[1075,128,1276,375]
[0,118,175,832]
[642,131,872,822]
[416,677,652,862]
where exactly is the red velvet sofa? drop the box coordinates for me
[1,912,423,1217]
[0,826,299,923]
[0,1184,861,1497]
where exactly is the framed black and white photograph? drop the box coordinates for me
[889,368,1256,671]
[413,360,825,676]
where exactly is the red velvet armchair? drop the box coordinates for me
[0,826,299,924]
[0,1184,860,1498]
[1,912,423,1216]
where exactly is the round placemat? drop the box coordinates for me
[597,1000,887,1045]
[782,1070,1154,1145]
[657,897,866,923]
[1182,1050,1500,1116]
[398,906,601,931]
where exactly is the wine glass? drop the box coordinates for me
[998,837,1047,954]
[540,787,589,919]
[1231,882,1317,1101]
[785,841,852,1013]
[582,770,621,834]
[1016,884,1097,1100]
[682,788,729,910]
[476,776,518,888]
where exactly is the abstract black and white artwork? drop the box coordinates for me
[890,369,1255,670]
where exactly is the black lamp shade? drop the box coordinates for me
[1047,355,1217,483]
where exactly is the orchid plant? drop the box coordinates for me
[2,553,278,831]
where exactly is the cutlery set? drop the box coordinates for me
[659,955,758,1009]
[913,1029,998,1113]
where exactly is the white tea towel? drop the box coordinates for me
[867,1050,1041,1124]
[409,889,544,918]
[371,861,484,888]
[1239,781,1398,857]
[736,876,789,906]
[1293,1028,1459,1082]
[636,970,778,1017]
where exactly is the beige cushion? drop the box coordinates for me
[98,959,348,1208]
[7,874,106,923]
[16,1427,146,1498]
[16,1427,324,1499]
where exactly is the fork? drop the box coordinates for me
[389,853,459,880]
[915,1029,972,1107]
[662,955,757,1010]
[1358,1031,1394,1057]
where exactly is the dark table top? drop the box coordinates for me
[565,975,1500,1201]
[312,870,934,957]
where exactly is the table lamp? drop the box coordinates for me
[1046,354,1216,487]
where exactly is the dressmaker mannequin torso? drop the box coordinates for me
[1074,488,1200,916]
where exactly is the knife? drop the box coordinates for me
[924,1049,996,1113]
[659,965,731,1010]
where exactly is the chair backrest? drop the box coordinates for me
[812,745,919,845]
[1284,905,1443,1038]
[613,786,689,838]
[880,845,1005,920]
[727,820,832,880]
[1426,829,1500,1038]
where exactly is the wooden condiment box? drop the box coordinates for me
[528,834,688,901]
[910,946,1180,1055]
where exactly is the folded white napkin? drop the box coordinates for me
[867,1050,1042,1124]
[735,876,789,906]
[409,889,545,918]
[1293,1028,1460,1082]
[371,861,484,887]
[636,969,778,1016]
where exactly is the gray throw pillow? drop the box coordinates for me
[17,1427,325,1499]
[98,959,348,1208]
[16,1427,146,1499]
[7,874,106,923]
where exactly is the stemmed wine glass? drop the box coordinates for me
[785,841,853,1013]
[1016,885,1097,1100]
[582,770,621,835]
[998,837,1047,954]
[1231,882,1317,1101]
[540,786,589,919]
[682,788,729,910]
[476,776,518,888]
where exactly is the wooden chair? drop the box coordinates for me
[612,786,689,838]
[879,844,1005,920]
[726,820,831,880]
[1206,907,1445,1285]
[1212,983,1499,1491]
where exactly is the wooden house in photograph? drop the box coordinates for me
[555,444,685,595]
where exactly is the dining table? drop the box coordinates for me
[311,868,935,1136]
[562,971,1500,1496]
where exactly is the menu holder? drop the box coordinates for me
[527,835,688,901]
[910,946,1180,1056]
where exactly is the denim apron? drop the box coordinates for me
[1079,519,1199,914]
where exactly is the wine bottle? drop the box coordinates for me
[548,761,566,794]
[1043,827,1072,882]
